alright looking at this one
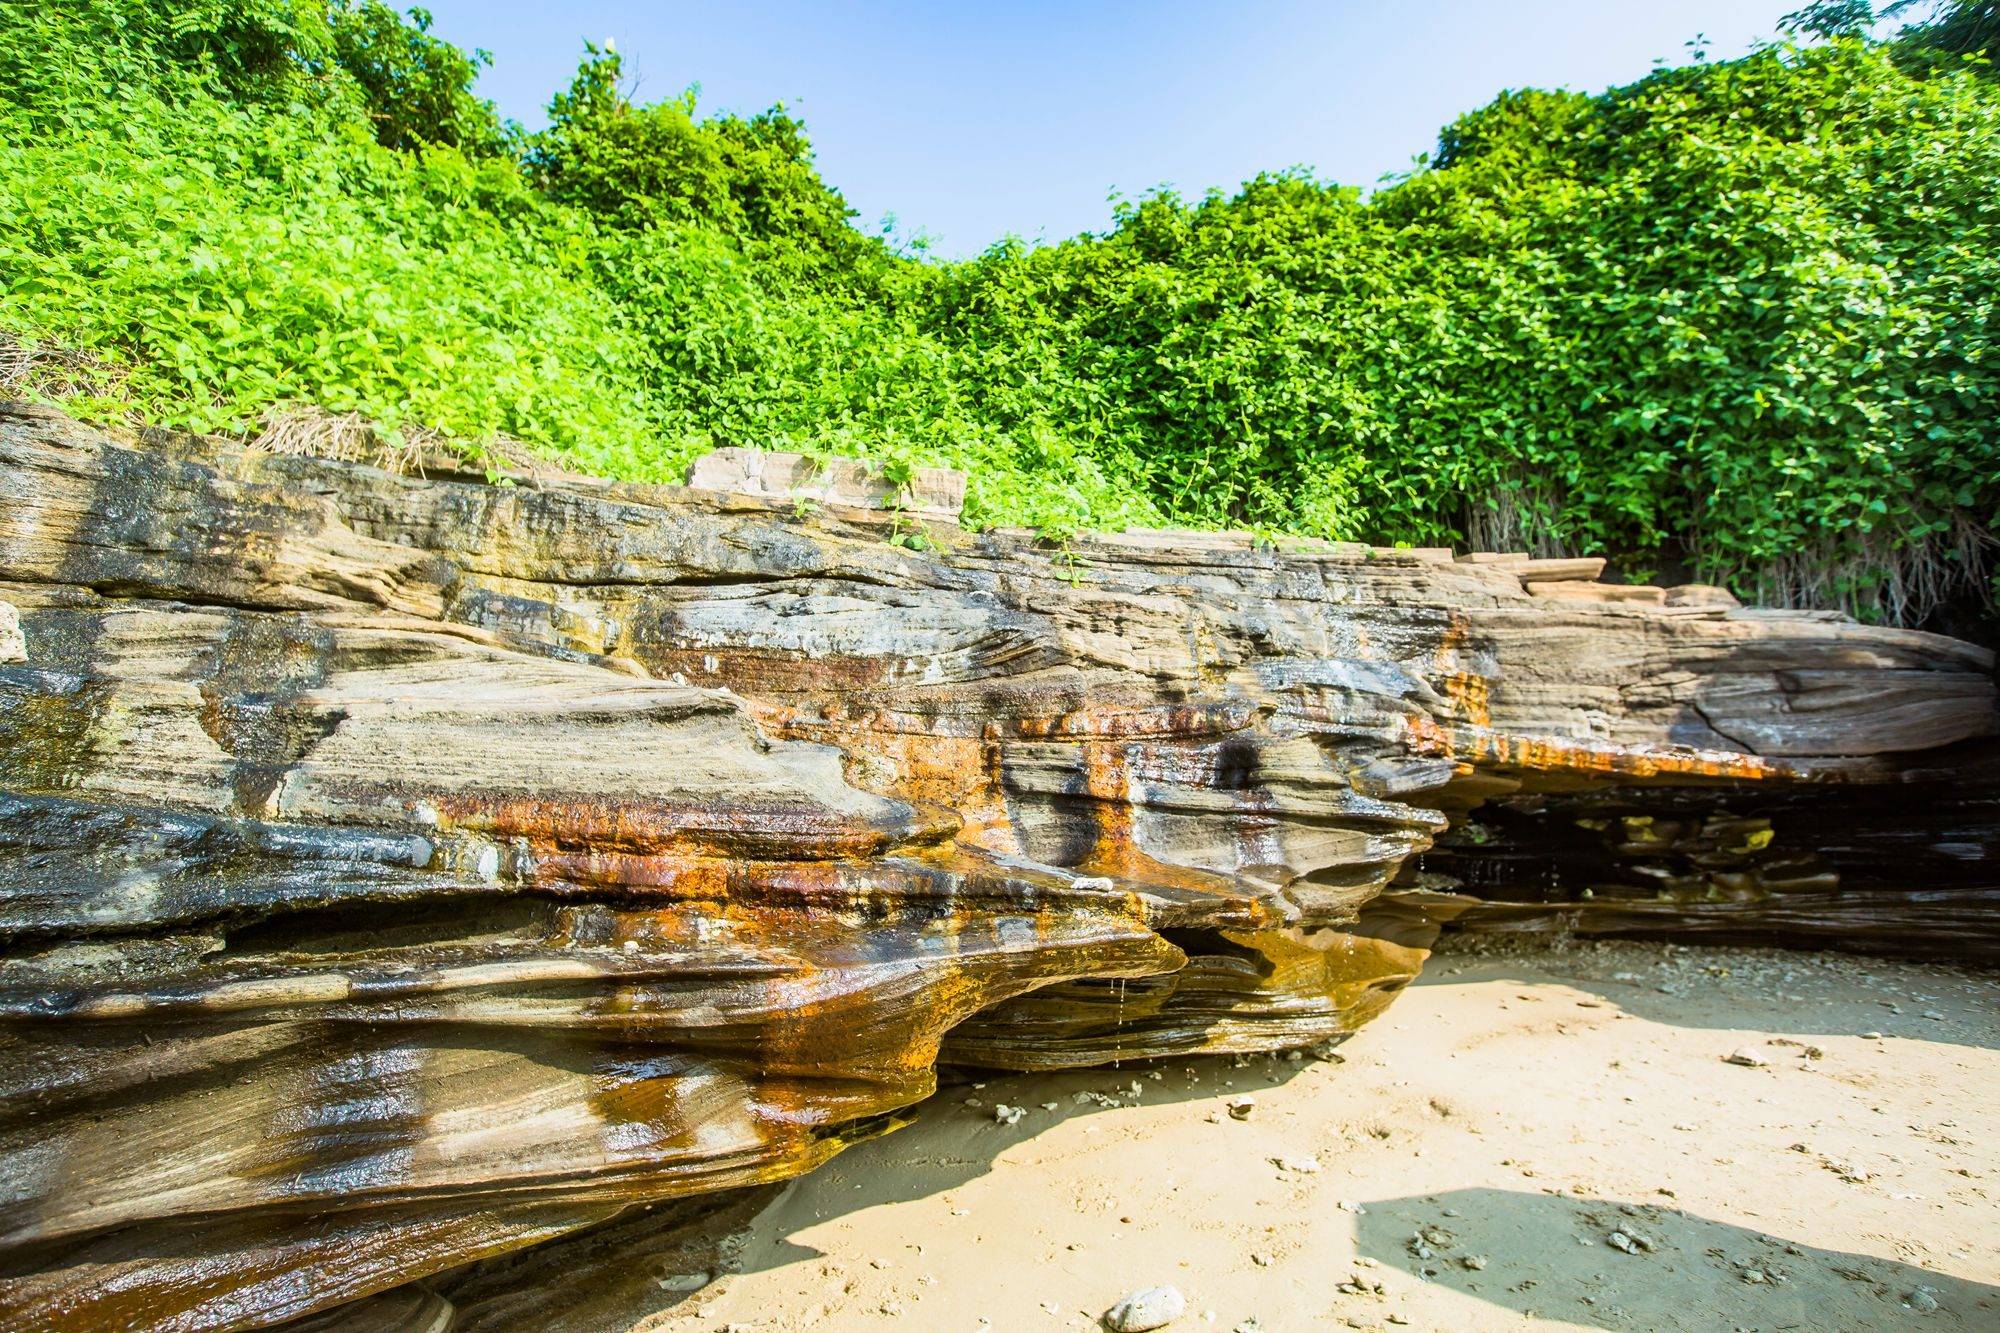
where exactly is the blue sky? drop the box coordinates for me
[419,1,1811,257]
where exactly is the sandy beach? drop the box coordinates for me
[648,937,1999,1332]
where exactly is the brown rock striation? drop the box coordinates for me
[0,401,1993,1328]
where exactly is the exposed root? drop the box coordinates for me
[1720,518,1995,627]
[1466,461,1994,627]
[1462,471,1570,558]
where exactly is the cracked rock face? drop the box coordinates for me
[0,402,1993,1329]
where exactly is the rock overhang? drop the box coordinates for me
[0,402,1992,1327]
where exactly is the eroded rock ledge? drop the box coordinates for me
[0,403,1992,1329]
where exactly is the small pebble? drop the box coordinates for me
[653,1270,709,1293]
[1104,1285,1186,1332]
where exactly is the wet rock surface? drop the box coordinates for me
[0,402,1993,1328]
[1427,755,2000,962]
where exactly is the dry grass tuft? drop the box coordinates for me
[249,406,589,483]
[476,433,593,482]
[0,331,130,404]
[1,329,586,486]
[250,406,433,474]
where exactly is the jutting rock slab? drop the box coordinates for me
[0,402,1992,1328]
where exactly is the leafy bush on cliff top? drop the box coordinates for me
[0,0,1995,622]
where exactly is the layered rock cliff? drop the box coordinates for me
[0,402,1992,1329]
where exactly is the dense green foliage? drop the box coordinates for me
[2,1,1995,620]
[1890,0,2000,58]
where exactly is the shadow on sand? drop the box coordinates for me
[307,947,1996,1329]
[1354,1185,1999,1331]
[726,1054,1312,1278]
[350,1053,1313,1330]
[1417,937,2000,1052]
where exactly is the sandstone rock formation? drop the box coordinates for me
[0,402,1992,1328]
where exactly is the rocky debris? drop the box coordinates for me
[1406,1224,1455,1262]
[993,1104,1026,1126]
[686,446,967,519]
[1227,1097,1258,1121]
[1663,584,1742,609]
[1724,1048,1770,1068]
[1526,580,1668,605]
[0,402,1994,1329]
[1768,1037,1824,1059]
[1103,1284,1185,1331]
[0,599,21,662]
[1455,554,1606,581]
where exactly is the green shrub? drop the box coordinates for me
[324,2,507,155]
[528,46,886,291]
[0,2,1993,622]
[0,27,650,458]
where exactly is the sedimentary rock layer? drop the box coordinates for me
[0,402,1992,1328]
